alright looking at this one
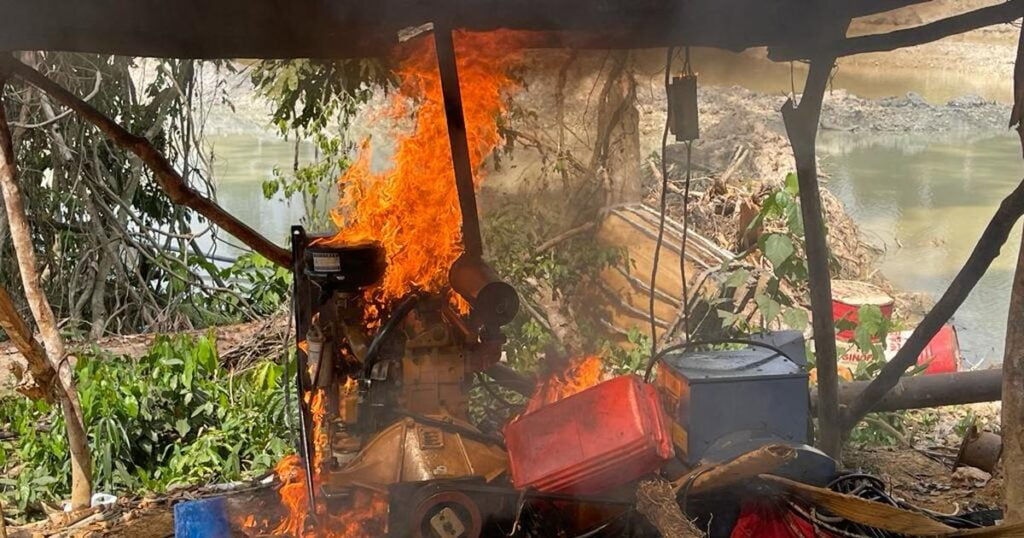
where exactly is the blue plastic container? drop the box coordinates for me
[174,496,231,538]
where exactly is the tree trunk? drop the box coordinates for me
[1003,229,1024,524]
[782,56,843,461]
[593,51,641,205]
[0,76,93,510]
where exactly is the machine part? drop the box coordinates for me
[812,369,1003,414]
[954,421,1003,473]
[668,73,699,141]
[448,254,520,329]
[505,375,673,494]
[433,25,483,258]
[306,324,330,388]
[388,478,637,538]
[302,243,386,292]
[323,416,507,492]
[414,490,482,538]
[362,294,421,377]
[655,335,809,465]
[290,227,319,519]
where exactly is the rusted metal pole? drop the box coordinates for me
[782,56,842,460]
[811,369,1003,414]
[434,25,484,258]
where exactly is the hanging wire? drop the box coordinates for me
[649,45,675,362]
[679,46,695,339]
[680,138,693,339]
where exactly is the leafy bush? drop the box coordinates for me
[0,333,294,521]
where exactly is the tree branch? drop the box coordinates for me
[843,178,1024,431]
[0,286,53,401]
[770,0,1024,61]
[0,56,290,267]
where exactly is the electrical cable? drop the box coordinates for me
[643,338,793,382]
[649,45,675,362]
[679,47,695,339]
[678,464,717,514]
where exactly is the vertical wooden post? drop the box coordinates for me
[781,56,843,460]
[1004,231,1024,524]
[1004,25,1024,525]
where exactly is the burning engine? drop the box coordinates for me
[289,226,524,535]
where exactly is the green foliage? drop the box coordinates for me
[600,329,652,376]
[251,58,392,229]
[250,59,392,134]
[716,174,809,335]
[0,335,293,521]
[219,253,293,316]
[484,194,625,298]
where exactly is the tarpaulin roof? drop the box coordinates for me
[0,0,866,59]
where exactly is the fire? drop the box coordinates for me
[318,30,534,306]
[243,391,388,537]
[525,356,604,414]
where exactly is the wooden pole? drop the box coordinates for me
[0,73,93,510]
[782,56,843,460]
[811,369,1003,414]
[0,55,290,267]
[1004,229,1024,524]
[1003,25,1024,526]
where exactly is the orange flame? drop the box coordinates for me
[525,356,604,414]
[242,391,388,537]
[318,30,534,306]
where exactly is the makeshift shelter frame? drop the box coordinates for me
[0,0,1022,465]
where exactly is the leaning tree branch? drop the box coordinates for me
[0,56,291,267]
[0,286,54,401]
[770,0,1024,61]
[843,178,1024,431]
[782,55,843,460]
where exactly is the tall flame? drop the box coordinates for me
[320,30,533,305]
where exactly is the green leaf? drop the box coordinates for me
[784,172,800,195]
[723,268,750,290]
[175,419,191,438]
[754,294,782,326]
[782,308,809,331]
[763,234,795,271]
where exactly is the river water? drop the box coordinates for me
[820,132,1022,368]
[202,50,1021,366]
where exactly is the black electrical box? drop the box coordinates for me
[655,335,809,465]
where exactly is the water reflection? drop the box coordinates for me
[821,132,1024,367]
[200,134,315,256]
